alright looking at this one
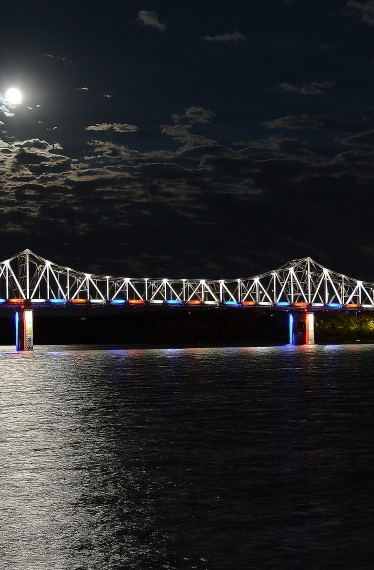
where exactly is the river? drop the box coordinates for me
[1,344,373,569]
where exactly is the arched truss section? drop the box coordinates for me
[0,249,373,309]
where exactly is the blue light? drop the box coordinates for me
[15,312,19,347]
[328,303,341,308]
[289,313,294,344]
[0,299,6,303]
[50,299,67,304]
[224,301,239,306]
[277,302,290,306]
[111,299,127,304]
[167,300,182,305]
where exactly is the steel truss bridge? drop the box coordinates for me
[1,249,374,350]
[0,249,373,310]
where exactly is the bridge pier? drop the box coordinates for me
[15,309,33,351]
[289,312,314,345]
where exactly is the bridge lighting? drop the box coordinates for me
[277,302,290,306]
[242,301,256,306]
[328,303,341,308]
[167,300,182,305]
[163,279,167,283]
[111,299,127,304]
[50,299,67,304]
[224,301,239,306]
[85,273,92,278]
[0,299,6,303]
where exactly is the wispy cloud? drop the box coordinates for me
[137,10,166,33]
[341,129,374,146]
[347,0,374,26]
[263,115,324,130]
[199,31,246,42]
[274,81,334,95]
[85,123,139,133]
[172,106,216,124]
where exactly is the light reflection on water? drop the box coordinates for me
[1,344,373,569]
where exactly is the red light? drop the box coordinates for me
[9,298,24,304]
[129,299,145,305]
[71,299,87,304]
[294,302,307,308]
[188,300,202,305]
[242,301,256,306]
[346,303,359,308]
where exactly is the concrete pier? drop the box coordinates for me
[16,309,33,351]
[289,312,314,345]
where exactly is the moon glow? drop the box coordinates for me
[5,87,23,105]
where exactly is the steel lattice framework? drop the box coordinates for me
[0,249,373,310]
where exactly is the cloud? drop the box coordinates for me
[199,31,246,42]
[347,1,374,26]
[263,115,324,130]
[341,129,374,146]
[137,10,166,33]
[172,106,216,124]
[85,123,139,133]
[274,81,335,95]
[0,93,15,117]
[161,123,217,151]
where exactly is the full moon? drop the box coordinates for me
[5,87,23,105]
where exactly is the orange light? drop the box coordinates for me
[71,299,87,304]
[242,301,256,306]
[346,303,359,308]
[294,302,307,308]
[9,298,24,304]
[128,299,145,305]
[188,300,202,305]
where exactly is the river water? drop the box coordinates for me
[1,344,373,569]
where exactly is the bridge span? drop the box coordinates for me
[1,249,374,350]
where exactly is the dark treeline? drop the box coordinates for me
[0,308,373,346]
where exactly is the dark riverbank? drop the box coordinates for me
[1,307,374,346]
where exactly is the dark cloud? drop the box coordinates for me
[137,10,166,33]
[263,115,324,131]
[274,81,335,95]
[341,129,374,146]
[199,31,246,42]
[172,106,216,124]
[347,0,374,26]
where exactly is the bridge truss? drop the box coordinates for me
[0,249,373,310]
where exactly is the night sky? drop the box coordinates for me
[1,0,374,279]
